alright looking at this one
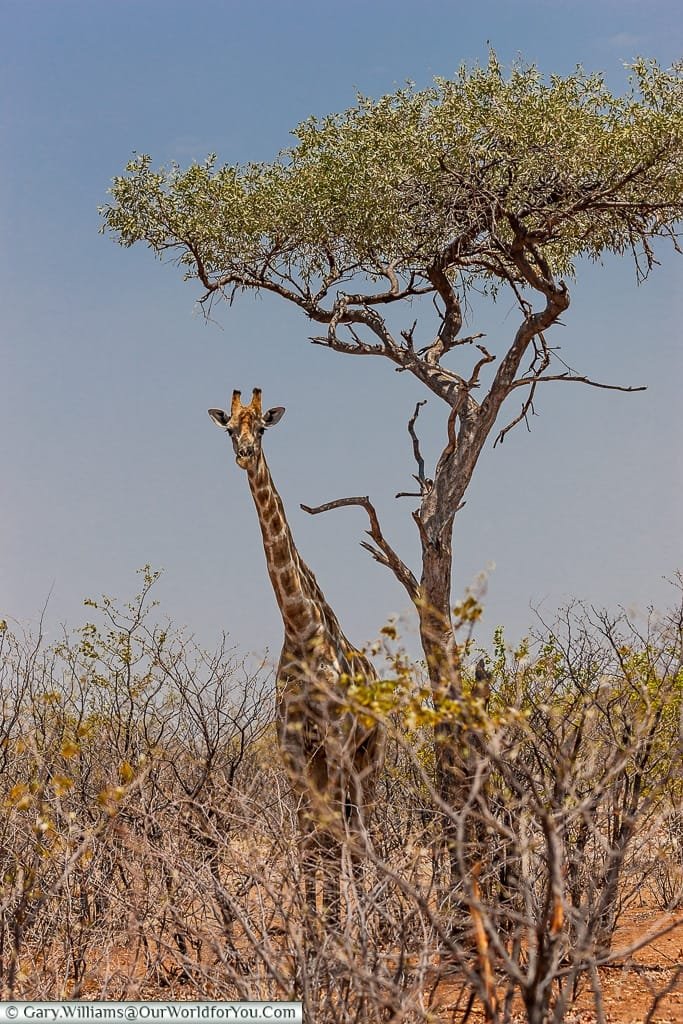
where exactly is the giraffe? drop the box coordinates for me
[208,388,385,915]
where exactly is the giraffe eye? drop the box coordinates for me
[226,427,234,436]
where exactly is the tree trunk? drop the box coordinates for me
[418,533,460,693]
[416,523,480,926]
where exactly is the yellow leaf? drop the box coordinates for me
[8,783,32,810]
[51,774,73,797]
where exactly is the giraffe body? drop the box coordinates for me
[209,390,384,907]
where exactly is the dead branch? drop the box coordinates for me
[494,369,647,446]
[400,401,431,497]
[300,496,419,601]
[493,382,539,447]
[400,320,418,350]
[467,344,496,390]
[510,372,647,394]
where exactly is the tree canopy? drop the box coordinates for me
[102,55,683,306]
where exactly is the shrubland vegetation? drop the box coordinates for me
[1,568,680,1022]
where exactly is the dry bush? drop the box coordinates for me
[0,570,681,1022]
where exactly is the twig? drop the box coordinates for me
[395,488,424,499]
[401,320,418,350]
[555,918,683,979]
[493,382,538,447]
[644,964,683,1024]
[494,370,646,447]
[509,373,647,394]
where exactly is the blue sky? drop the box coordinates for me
[2,0,682,660]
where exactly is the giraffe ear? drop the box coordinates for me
[263,406,285,427]
[208,408,230,428]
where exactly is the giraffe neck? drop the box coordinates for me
[246,453,338,647]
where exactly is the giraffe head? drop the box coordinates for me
[208,389,285,468]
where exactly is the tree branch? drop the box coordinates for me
[399,401,431,498]
[300,496,419,601]
[494,382,539,447]
[421,264,463,363]
[494,373,647,447]
[467,343,496,389]
[509,373,647,394]
[476,280,570,445]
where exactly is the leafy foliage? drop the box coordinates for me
[101,55,683,295]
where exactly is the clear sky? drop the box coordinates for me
[2,0,682,661]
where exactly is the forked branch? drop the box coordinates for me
[494,381,539,447]
[510,372,647,394]
[301,496,419,601]
[494,372,647,446]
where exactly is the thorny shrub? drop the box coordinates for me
[0,568,681,1023]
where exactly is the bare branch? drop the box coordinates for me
[476,279,570,448]
[510,373,648,394]
[301,496,419,601]
[405,401,430,495]
[309,333,383,356]
[467,344,496,389]
[420,264,463,364]
[504,212,559,296]
[494,382,539,447]
[400,319,418,350]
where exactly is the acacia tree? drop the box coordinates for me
[101,54,682,693]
